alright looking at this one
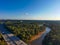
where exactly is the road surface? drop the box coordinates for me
[0,24,27,45]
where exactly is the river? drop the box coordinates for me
[30,27,51,45]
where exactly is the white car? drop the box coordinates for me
[2,32,5,34]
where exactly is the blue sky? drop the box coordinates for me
[0,0,60,20]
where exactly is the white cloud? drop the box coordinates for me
[24,13,29,15]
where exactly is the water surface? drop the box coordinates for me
[31,27,51,45]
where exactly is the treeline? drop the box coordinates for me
[43,23,60,45]
[0,34,7,45]
[4,21,45,43]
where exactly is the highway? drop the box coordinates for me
[0,24,27,45]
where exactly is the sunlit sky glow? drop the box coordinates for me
[0,0,60,20]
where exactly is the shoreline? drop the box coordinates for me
[29,30,46,43]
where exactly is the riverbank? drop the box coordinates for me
[29,27,51,45]
[43,24,60,45]
[29,30,46,43]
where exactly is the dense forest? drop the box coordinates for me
[43,23,60,45]
[1,20,60,45]
[4,21,45,43]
